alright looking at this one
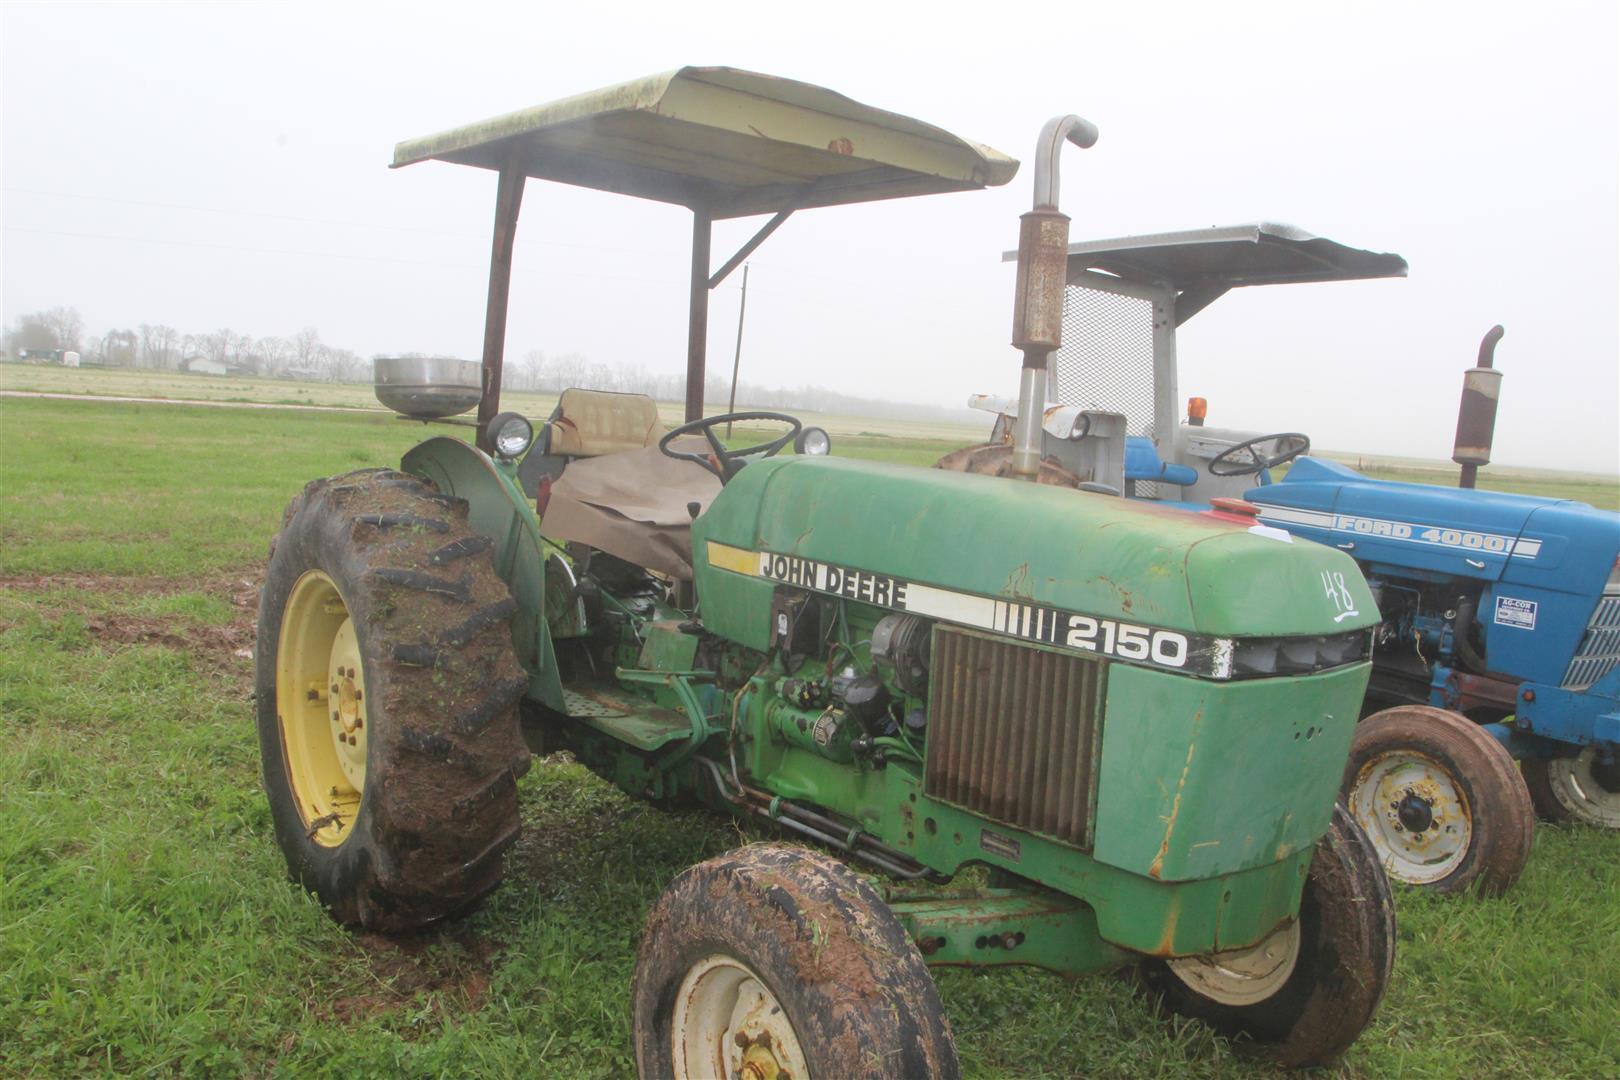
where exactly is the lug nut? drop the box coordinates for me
[332,710,340,723]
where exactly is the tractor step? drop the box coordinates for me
[561,688,690,752]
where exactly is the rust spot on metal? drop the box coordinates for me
[1151,895,1182,956]
[1149,738,1198,879]
[827,137,854,155]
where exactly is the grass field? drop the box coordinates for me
[2,393,1618,1077]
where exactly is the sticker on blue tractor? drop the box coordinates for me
[1494,595,1538,630]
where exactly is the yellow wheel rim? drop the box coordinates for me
[276,570,368,848]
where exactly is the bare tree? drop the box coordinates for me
[316,343,364,382]
[40,307,84,352]
[104,329,138,366]
[521,349,547,390]
[292,326,322,371]
[6,307,82,354]
[138,324,180,369]
[255,335,292,377]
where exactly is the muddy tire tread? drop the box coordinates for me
[632,843,960,1080]
[255,469,529,931]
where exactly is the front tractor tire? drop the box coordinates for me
[1143,804,1396,1069]
[632,844,959,1080]
[1341,705,1535,896]
[256,468,531,932]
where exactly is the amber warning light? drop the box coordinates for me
[1187,397,1208,426]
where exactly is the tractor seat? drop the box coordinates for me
[538,437,720,581]
[518,388,665,496]
[546,387,663,457]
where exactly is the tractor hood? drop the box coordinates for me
[694,457,1376,678]
[1246,456,1616,588]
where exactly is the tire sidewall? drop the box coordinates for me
[256,483,390,923]
[632,845,957,1080]
[1145,805,1395,1068]
[1343,705,1533,894]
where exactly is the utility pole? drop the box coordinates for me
[725,263,750,437]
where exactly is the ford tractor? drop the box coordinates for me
[256,69,1395,1074]
[966,225,1619,897]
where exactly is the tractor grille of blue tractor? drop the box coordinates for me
[924,626,1106,849]
[1563,590,1620,690]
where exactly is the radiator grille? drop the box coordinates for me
[1563,592,1620,690]
[925,626,1106,849]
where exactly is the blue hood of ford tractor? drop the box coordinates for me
[1244,458,1615,589]
[1246,457,1620,687]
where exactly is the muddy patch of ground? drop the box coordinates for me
[330,929,500,1025]
[1,569,262,683]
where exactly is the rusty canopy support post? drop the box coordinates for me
[476,155,526,454]
[725,263,750,438]
[685,208,714,423]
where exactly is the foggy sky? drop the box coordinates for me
[3,0,1616,472]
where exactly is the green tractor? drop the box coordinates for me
[257,68,1396,1074]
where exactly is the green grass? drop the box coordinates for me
[2,395,1618,1077]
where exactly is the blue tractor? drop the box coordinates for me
[960,224,1619,895]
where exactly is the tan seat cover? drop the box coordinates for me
[546,388,663,457]
[540,438,720,581]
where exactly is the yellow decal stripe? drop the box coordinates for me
[706,541,761,577]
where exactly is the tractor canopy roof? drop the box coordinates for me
[1003,222,1407,290]
[392,65,1019,218]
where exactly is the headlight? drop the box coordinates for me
[489,412,534,460]
[795,426,831,456]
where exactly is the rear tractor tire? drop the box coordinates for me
[1143,804,1396,1069]
[632,844,959,1080]
[256,468,531,931]
[1341,705,1535,896]
[1523,746,1620,828]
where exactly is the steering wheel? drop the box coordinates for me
[1207,432,1311,477]
[659,411,802,482]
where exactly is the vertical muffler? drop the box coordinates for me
[1010,115,1099,479]
[1453,325,1505,489]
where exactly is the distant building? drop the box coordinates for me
[181,355,230,375]
[17,348,65,363]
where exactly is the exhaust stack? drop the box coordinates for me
[1453,325,1505,489]
[1010,114,1099,479]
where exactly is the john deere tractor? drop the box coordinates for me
[257,68,1395,1074]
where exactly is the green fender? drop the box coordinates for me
[401,436,564,711]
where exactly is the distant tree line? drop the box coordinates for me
[506,349,978,424]
[5,306,978,423]
[4,306,366,381]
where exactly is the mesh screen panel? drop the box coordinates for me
[1052,284,1159,495]
[1051,285,1157,437]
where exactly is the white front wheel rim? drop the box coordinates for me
[1167,919,1301,1006]
[1546,748,1620,827]
[1348,751,1472,884]
[672,955,810,1080]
